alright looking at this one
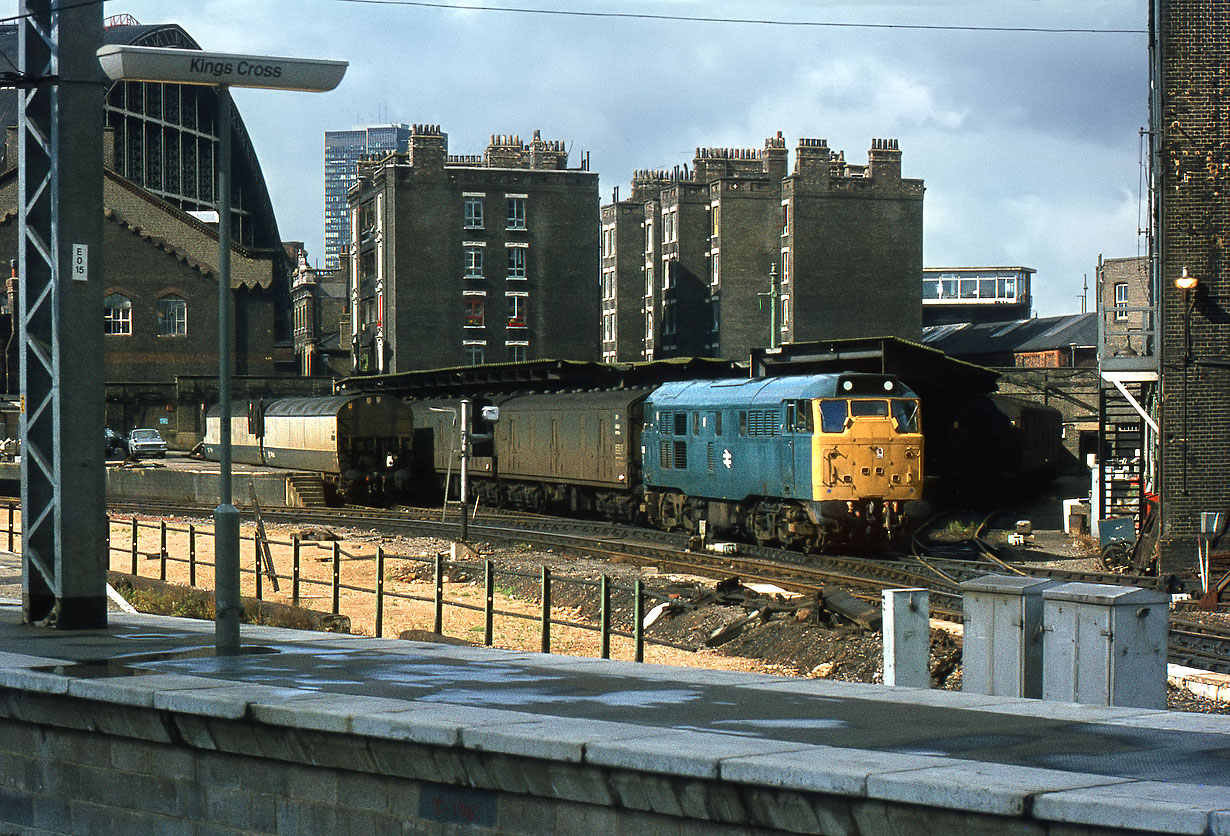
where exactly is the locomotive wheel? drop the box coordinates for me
[750,502,777,546]
[1097,543,1132,573]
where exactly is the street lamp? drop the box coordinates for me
[97,45,347,654]
[1174,267,1199,496]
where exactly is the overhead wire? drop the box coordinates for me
[326,0,1147,35]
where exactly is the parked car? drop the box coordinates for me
[104,427,125,457]
[126,428,167,458]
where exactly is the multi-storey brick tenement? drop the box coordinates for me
[600,134,923,363]
[348,125,599,374]
[1155,0,1230,570]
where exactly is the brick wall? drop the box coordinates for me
[1157,0,1230,570]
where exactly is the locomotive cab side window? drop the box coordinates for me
[819,400,848,433]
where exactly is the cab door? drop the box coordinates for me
[781,402,795,496]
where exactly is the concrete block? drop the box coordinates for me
[0,786,34,827]
[0,667,70,695]
[336,771,390,812]
[549,800,619,836]
[1033,779,1230,835]
[31,796,71,833]
[152,683,308,719]
[586,730,811,779]
[721,745,952,796]
[741,787,824,834]
[109,737,195,781]
[202,786,276,832]
[882,588,930,688]
[853,797,1044,836]
[496,792,556,835]
[866,762,1131,816]
[299,731,380,775]
[87,703,176,744]
[352,705,537,748]
[1103,711,1230,734]
[251,692,420,734]
[526,761,617,806]
[66,673,237,707]
[966,699,1156,722]
[462,717,657,763]
[0,650,70,668]
[608,771,686,818]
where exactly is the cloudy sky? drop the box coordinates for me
[9,0,1148,316]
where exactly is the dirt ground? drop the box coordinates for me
[94,508,1227,715]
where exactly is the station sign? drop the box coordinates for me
[97,45,347,92]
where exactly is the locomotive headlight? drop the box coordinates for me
[883,380,893,391]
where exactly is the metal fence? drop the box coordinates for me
[50,506,670,662]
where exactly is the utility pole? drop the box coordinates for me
[757,263,780,350]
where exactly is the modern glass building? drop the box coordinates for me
[324,125,411,270]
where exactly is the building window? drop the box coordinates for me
[507,246,527,278]
[1114,282,1129,320]
[711,298,720,334]
[464,344,485,365]
[507,294,528,328]
[104,293,132,335]
[464,196,484,229]
[507,341,528,362]
[781,251,789,286]
[645,220,653,252]
[781,295,790,328]
[157,294,187,336]
[663,259,676,290]
[464,297,485,327]
[464,246,484,278]
[711,252,720,286]
[645,265,654,296]
[506,197,526,230]
[711,203,719,237]
[663,299,676,335]
[781,200,790,236]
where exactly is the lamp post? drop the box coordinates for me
[97,45,347,654]
[1174,267,1198,497]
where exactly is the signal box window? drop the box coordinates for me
[157,294,187,336]
[1114,282,1129,320]
[104,293,131,335]
[819,400,848,433]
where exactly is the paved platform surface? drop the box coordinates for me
[1,595,1230,834]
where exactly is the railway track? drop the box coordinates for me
[105,499,1230,671]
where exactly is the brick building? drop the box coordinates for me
[1098,255,1150,358]
[601,135,923,364]
[348,126,600,374]
[288,243,351,377]
[1154,0,1230,569]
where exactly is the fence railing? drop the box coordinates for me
[39,504,670,662]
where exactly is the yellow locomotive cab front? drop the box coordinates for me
[811,396,923,503]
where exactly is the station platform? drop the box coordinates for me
[0,600,1227,834]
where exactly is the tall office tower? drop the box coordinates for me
[324,124,411,270]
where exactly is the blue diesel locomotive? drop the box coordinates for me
[640,373,927,550]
